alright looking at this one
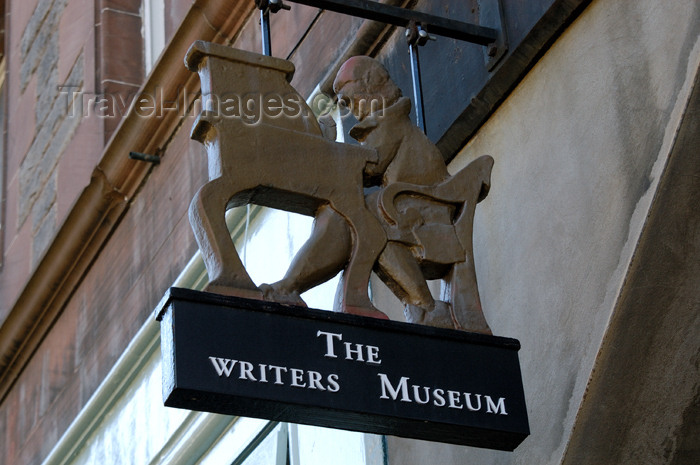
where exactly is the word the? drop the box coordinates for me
[316,330,382,365]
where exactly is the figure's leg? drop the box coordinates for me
[376,242,433,308]
[261,205,352,305]
[375,242,455,329]
[444,260,492,335]
[336,199,389,320]
[189,179,261,298]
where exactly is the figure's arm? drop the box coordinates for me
[363,148,394,186]
[318,113,337,141]
[350,119,400,185]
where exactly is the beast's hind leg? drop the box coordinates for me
[189,178,261,298]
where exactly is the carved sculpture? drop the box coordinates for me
[186,41,493,334]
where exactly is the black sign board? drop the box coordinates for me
[156,288,529,450]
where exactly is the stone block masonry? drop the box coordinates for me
[20,0,67,93]
[18,50,83,266]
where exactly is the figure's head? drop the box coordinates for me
[333,56,402,120]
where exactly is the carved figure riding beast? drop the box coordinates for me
[186,41,494,334]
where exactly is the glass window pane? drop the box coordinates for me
[238,423,288,465]
[290,424,381,465]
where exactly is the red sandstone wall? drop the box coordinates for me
[0,0,144,320]
[0,2,354,462]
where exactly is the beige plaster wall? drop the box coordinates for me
[381,0,700,463]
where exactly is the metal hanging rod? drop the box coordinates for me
[284,0,498,45]
[256,0,291,55]
[406,22,434,133]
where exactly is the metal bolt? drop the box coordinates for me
[406,22,436,47]
[418,29,436,43]
[256,0,290,13]
[269,0,291,13]
[487,43,498,58]
[129,151,161,164]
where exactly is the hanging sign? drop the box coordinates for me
[160,38,530,452]
[156,288,529,451]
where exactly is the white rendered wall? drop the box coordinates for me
[382,0,700,463]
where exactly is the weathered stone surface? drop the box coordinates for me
[19,152,43,226]
[18,0,72,231]
[20,0,67,92]
[100,9,144,84]
[103,0,140,14]
[31,175,56,233]
[32,203,56,268]
[35,42,59,124]
[18,52,83,228]
[19,0,54,56]
[40,103,82,178]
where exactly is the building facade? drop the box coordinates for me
[1,0,698,464]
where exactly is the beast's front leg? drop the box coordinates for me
[189,178,262,299]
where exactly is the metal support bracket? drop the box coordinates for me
[285,0,499,45]
[258,0,508,66]
[254,0,509,131]
[480,0,508,70]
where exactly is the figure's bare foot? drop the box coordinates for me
[259,283,308,307]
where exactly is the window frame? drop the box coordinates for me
[142,0,166,74]
[0,56,6,269]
